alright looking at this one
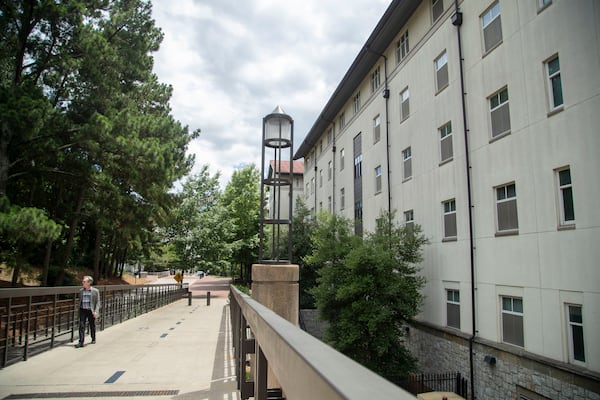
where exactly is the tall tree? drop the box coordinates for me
[309,212,428,385]
[292,198,318,308]
[168,165,231,273]
[0,1,195,285]
[220,164,260,284]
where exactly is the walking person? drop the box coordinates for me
[76,276,100,348]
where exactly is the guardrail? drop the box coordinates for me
[229,285,416,400]
[0,283,188,368]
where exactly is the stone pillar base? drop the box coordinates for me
[251,263,299,325]
[251,263,299,396]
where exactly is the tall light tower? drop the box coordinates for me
[259,106,293,264]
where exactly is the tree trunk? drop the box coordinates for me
[41,239,53,286]
[0,122,12,197]
[118,247,127,278]
[92,227,101,283]
[99,231,113,279]
[112,245,120,276]
[57,187,85,284]
[11,263,21,287]
[108,241,118,278]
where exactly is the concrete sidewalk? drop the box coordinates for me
[0,278,239,400]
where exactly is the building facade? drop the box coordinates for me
[295,0,600,399]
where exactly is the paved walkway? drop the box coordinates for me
[0,276,239,400]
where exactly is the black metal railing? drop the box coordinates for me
[402,372,468,398]
[0,283,188,367]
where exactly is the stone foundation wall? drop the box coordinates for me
[404,323,600,400]
[299,309,328,340]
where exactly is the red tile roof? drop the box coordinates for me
[269,160,304,174]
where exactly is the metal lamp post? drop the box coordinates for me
[259,106,294,263]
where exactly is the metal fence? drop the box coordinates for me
[402,372,468,398]
[0,283,188,368]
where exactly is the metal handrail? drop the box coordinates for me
[0,283,188,367]
[230,285,416,400]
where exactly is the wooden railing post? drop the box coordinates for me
[255,345,268,400]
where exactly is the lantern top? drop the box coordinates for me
[264,105,293,122]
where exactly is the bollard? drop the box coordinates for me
[207,291,211,306]
[188,290,192,306]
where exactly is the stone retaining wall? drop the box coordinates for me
[405,323,600,400]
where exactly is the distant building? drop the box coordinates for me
[295,0,600,399]
[266,160,304,221]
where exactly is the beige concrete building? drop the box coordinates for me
[295,0,600,399]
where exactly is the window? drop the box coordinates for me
[339,112,346,129]
[496,183,518,233]
[440,122,453,162]
[306,183,309,197]
[373,115,381,143]
[443,199,457,239]
[402,147,412,180]
[319,201,322,210]
[319,139,323,155]
[567,304,585,363]
[404,209,414,230]
[319,169,323,187]
[354,154,363,179]
[435,51,449,92]
[340,188,345,210]
[502,296,524,347]
[489,87,511,138]
[432,0,444,23]
[546,55,563,110]
[482,2,502,53]
[556,167,575,226]
[400,88,410,121]
[310,177,315,195]
[447,290,460,329]
[375,166,382,194]
[328,196,332,213]
[354,92,361,114]
[396,31,409,64]
[328,161,332,181]
[371,66,381,93]
[327,128,333,145]
[340,148,345,171]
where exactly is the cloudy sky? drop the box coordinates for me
[151,0,391,187]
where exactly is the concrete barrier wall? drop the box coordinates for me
[230,286,416,400]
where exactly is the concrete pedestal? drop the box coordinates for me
[251,263,299,325]
[251,263,299,397]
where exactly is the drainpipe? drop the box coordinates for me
[332,138,337,215]
[314,164,318,215]
[366,46,392,222]
[382,55,392,220]
[452,2,476,399]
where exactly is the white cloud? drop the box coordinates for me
[151,0,390,188]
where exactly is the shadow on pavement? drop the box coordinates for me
[173,303,239,400]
